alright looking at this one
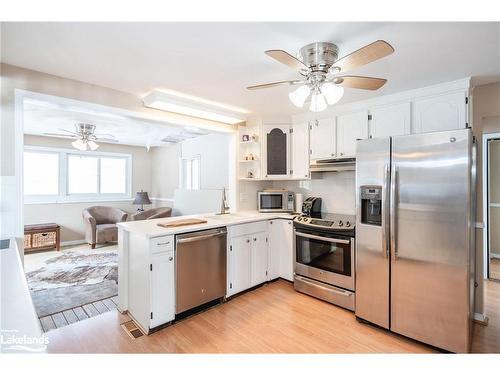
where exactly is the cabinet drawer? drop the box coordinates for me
[228,221,268,238]
[150,235,174,254]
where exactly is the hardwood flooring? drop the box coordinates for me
[45,279,500,353]
[39,296,118,333]
[46,280,435,353]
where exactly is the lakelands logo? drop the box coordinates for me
[0,329,49,352]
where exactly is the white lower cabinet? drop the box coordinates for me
[269,219,294,282]
[128,234,175,333]
[227,221,269,297]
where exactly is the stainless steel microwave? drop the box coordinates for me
[257,190,294,212]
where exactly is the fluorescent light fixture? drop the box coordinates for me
[142,90,249,125]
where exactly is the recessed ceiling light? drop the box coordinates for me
[142,90,249,125]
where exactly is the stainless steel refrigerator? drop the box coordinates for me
[355,128,476,353]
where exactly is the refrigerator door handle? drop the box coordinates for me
[382,163,391,258]
[390,165,399,260]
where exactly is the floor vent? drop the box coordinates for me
[121,320,144,339]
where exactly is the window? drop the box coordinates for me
[24,146,131,203]
[24,150,59,196]
[181,156,201,190]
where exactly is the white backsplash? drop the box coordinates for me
[271,171,356,214]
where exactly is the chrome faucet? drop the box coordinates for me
[220,187,230,215]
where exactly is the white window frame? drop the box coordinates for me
[180,155,201,190]
[24,145,132,204]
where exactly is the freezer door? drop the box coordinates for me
[390,129,472,353]
[355,137,391,328]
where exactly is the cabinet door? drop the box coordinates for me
[263,124,290,178]
[228,235,252,296]
[267,220,281,280]
[251,231,269,286]
[279,220,294,281]
[336,110,369,158]
[292,122,310,179]
[370,102,411,138]
[150,252,175,328]
[310,118,336,160]
[413,91,467,134]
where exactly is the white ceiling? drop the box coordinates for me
[2,22,500,115]
[23,98,210,148]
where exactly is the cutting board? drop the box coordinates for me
[157,218,208,228]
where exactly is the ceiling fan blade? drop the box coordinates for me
[332,40,394,73]
[265,50,309,72]
[43,133,77,139]
[58,128,78,135]
[335,76,387,90]
[96,137,119,143]
[247,80,303,90]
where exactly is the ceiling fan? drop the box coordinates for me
[247,40,394,112]
[44,123,118,151]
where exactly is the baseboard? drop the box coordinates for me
[60,239,87,247]
[473,312,489,326]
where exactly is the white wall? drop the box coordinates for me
[271,172,356,215]
[23,135,153,243]
[150,143,181,207]
[180,133,231,191]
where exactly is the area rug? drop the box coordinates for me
[25,247,118,317]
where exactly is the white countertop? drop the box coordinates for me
[0,238,47,353]
[117,211,295,238]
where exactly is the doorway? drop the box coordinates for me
[484,127,500,281]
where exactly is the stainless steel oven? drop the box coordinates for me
[294,227,355,291]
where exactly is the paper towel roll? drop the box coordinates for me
[295,193,304,213]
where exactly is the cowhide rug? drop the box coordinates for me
[25,247,118,317]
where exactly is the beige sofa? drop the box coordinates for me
[129,207,172,221]
[82,206,128,249]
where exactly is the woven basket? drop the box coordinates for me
[32,232,57,248]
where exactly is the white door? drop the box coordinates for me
[292,122,310,179]
[263,124,291,179]
[369,102,411,138]
[251,231,269,286]
[279,220,294,281]
[413,91,467,134]
[150,252,175,328]
[228,235,252,296]
[267,220,281,280]
[310,118,336,160]
[336,110,369,158]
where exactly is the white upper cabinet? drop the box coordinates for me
[336,110,369,158]
[263,124,291,179]
[369,102,411,138]
[413,91,467,134]
[310,118,336,160]
[291,122,310,179]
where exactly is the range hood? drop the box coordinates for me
[310,157,356,172]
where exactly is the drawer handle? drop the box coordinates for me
[156,241,171,246]
[41,233,48,236]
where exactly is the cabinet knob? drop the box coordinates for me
[340,152,344,156]
[169,257,173,261]
[253,238,257,242]
[246,239,250,243]
[331,153,334,157]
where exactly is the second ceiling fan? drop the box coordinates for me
[247,40,394,112]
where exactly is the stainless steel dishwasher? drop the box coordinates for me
[175,227,227,314]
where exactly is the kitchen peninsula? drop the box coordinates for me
[116,211,294,333]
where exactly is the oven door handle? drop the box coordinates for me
[295,231,350,244]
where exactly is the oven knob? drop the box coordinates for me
[346,221,351,227]
[338,220,343,227]
[298,217,302,221]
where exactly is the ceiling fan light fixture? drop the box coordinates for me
[88,140,99,151]
[72,139,88,151]
[288,85,311,108]
[321,82,344,105]
[309,93,327,112]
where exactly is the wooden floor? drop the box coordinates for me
[39,296,118,333]
[490,258,500,280]
[45,279,500,353]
